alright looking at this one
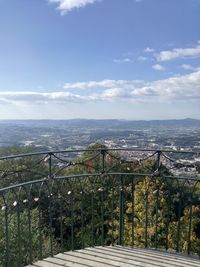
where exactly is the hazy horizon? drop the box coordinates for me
[0,118,199,122]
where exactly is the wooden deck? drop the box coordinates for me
[27,246,200,267]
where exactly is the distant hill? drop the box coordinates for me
[0,118,200,129]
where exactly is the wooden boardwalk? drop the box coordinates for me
[27,246,200,267]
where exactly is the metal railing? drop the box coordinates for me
[0,147,200,266]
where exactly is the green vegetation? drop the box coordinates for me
[0,145,200,266]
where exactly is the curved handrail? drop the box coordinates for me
[0,148,200,266]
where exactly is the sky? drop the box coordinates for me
[0,0,200,120]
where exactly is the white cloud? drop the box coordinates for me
[113,58,133,64]
[180,64,195,71]
[152,64,165,71]
[138,56,147,61]
[64,70,200,101]
[1,70,200,105]
[101,88,131,100]
[144,47,155,53]
[0,91,86,104]
[139,70,200,99]
[156,42,200,61]
[48,0,98,14]
[63,79,144,89]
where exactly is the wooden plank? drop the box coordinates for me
[26,246,200,267]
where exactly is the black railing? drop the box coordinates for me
[0,147,200,266]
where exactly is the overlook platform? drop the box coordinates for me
[26,246,200,267]
[1,148,200,267]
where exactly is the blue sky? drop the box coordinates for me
[0,0,200,119]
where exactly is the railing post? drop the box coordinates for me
[119,175,124,246]
[131,176,135,248]
[48,153,52,179]
[14,189,22,267]
[176,191,182,252]
[99,187,104,246]
[154,186,159,249]
[91,188,94,247]
[38,183,43,260]
[59,192,64,253]
[187,194,193,255]
[156,150,161,172]
[101,149,106,174]
[27,189,33,264]
[165,189,170,251]
[145,189,148,248]
[111,184,114,246]
[2,195,10,267]
[48,184,54,257]
[80,190,84,249]
[48,152,53,256]
[70,191,74,251]
[4,204,9,267]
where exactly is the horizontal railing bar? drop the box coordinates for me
[0,178,47,192]
[55,173,200,182]
[0,148,199,161]
[0,172,199,193]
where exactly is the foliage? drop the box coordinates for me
[0,208,60,267]
[0,145,200,267]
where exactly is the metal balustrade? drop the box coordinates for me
[0,148,200,266]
